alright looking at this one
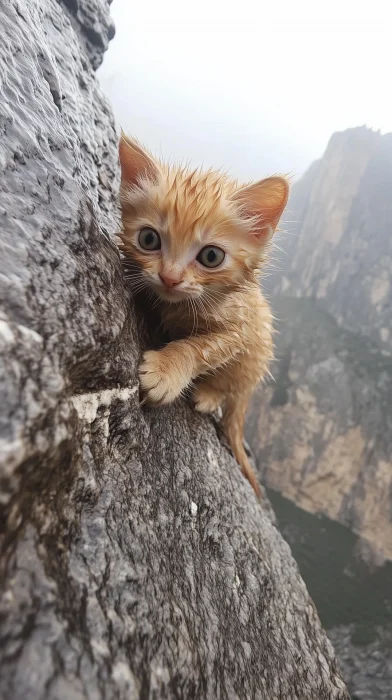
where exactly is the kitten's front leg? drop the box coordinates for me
[139,346,193,404]
[139,332,242,405]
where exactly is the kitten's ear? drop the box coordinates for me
[119,133,159,185]
[232,176,289,243]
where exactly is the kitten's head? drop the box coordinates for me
[119,135,288,304]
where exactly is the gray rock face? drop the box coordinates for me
[0,1,348,698]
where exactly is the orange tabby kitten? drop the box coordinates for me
[119,135,288,499]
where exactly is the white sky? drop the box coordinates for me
[98,0,392,182]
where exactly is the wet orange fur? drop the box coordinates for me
[119,135,289,500]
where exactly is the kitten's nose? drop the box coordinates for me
[159,273,182,288]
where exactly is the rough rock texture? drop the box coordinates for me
[328,627,392,700]
[273,126,392,352]
[246,298,392,560]
[0,1,349,699]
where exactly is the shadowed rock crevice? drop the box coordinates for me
[0,1,348,698]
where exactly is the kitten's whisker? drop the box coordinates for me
[128,281,149,293]
[189,298,197,337]
[272,244,285,254]
[123,273,147,282]
[202,293,233,326]
[124,280,147,288]
[202,295,235,334]
[151,294,162,310]
[197,297,211,332]
[187,299,193,337]
[126,280,148,290]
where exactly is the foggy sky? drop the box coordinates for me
[98,0,391,182]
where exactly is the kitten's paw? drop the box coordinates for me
[193,384,225,413]
[139,350,191,404]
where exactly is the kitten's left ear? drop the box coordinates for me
[232,176,289,243]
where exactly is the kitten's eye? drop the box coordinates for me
[138,227,161,251]
[197,246,225,268]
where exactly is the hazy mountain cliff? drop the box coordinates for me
[246,297,392,559]
[246,128,392,696]
[246,126,392,560]
[271,126,392,352]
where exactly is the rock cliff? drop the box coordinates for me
[272,126,392,352]
[246,127,392,559]
[0,1,348,698]
[246,298,392,560]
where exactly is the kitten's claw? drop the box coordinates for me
[139,350,191,404]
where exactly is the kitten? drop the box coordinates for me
[118,135,288,499]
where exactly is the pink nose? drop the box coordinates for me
[159,273,182,288]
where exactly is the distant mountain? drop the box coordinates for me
[246,297,392,559]
[270,126,392,352]
[246,127,392,560]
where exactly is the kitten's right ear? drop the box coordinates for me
[119,133,158,185]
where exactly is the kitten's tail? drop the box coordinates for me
[223,397,263,501]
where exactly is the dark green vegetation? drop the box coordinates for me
[268,488,392,644]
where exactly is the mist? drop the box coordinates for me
[98,0,391,181]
